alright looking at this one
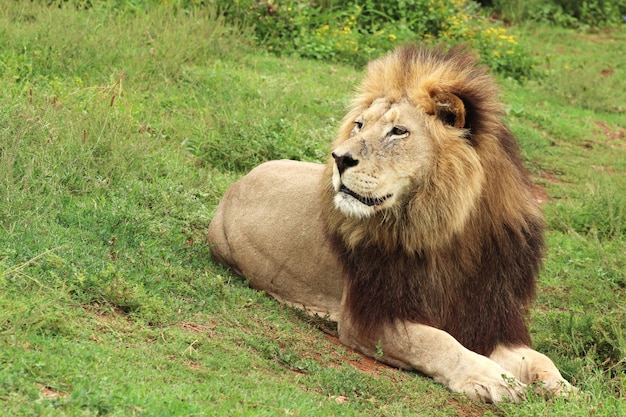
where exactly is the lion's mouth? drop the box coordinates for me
[339,185,392,207]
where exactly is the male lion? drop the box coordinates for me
[208,45,575,403]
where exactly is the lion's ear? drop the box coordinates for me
[433,92,466,129]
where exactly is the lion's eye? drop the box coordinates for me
[391,126,408,136]
[354,120,363,130]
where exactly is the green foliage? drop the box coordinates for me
[488,0,626,27]
[548,182,626,240]
[552,0,626,27]
[548,312,625,373]
[186,118,327,171]
[219,0,537,81]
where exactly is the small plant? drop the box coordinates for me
[375,339,384,358]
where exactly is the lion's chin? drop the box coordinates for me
[333,187,391,219]
[334,193,375,218]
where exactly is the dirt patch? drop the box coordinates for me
[531,183,550,204]
[530,169,569,204]
[593,120,626,146]
[323,334,395,376]
[35,382,68,400]
[538,169,566,185]
[447,397,498,417]
[176,321,216,337]
[600,68,614,77]
[181,360,203,371]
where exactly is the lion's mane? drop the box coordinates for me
[321,45,544,356]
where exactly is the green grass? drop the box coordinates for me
[0,2,624,416]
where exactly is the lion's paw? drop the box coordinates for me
[533,372,580,399]
[446,354,526,403]
[452,373,526,403]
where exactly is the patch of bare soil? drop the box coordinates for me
[323,333,394,376]
[531,183,550,204]
[530,165,576,204]
[592,120,626,147]
[176,321,216,337]
[447,398,499,417]
[35,382,68,400]
[600,68,614,77]
[531,171,565,204]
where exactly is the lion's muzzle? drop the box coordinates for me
[331,150,393,216]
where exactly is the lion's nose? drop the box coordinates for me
[332,152,359,175]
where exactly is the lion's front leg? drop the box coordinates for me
[338,317,525,403]
[489,344,576,397]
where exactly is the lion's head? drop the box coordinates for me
[322,45,542,254]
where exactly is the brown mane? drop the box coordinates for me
[321,45,544,356]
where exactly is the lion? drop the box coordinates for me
[208,45,575,403]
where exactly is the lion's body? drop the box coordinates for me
[208,45,574,403]
[209,160,344,320]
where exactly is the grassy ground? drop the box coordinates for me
[0,2,624,416]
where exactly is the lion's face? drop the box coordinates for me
[330,98,433,219]
[330,92,484,226]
